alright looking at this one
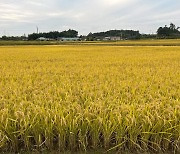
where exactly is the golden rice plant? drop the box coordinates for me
[0,45,179,153]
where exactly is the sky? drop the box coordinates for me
[0,0,180,36]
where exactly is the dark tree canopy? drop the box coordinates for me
[0,35,27,41]
[87,30,141,40]
[28,29,78,40]
[157,23,180,38]
[2,24,180,41]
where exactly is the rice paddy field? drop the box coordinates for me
[0,43,180,153]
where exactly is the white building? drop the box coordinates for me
[57,37,80,41]
[37,37,48,41]
[103,36,122,41]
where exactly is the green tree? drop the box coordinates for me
[157,23,180,38]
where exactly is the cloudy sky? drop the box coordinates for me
[0,0,180,36]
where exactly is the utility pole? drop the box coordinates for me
[120,32,123,40]
[3,30,6,36]
[36,26,39,34]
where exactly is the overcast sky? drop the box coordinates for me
[0,0,180,36]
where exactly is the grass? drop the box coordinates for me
[0,44,179,153]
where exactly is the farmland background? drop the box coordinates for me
[1,39,180,46]
[0,44,180,153]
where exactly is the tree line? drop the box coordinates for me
[0,23,180,41]
[28,29,78,40]
[157,23,180,38]
[86,30,141,41]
